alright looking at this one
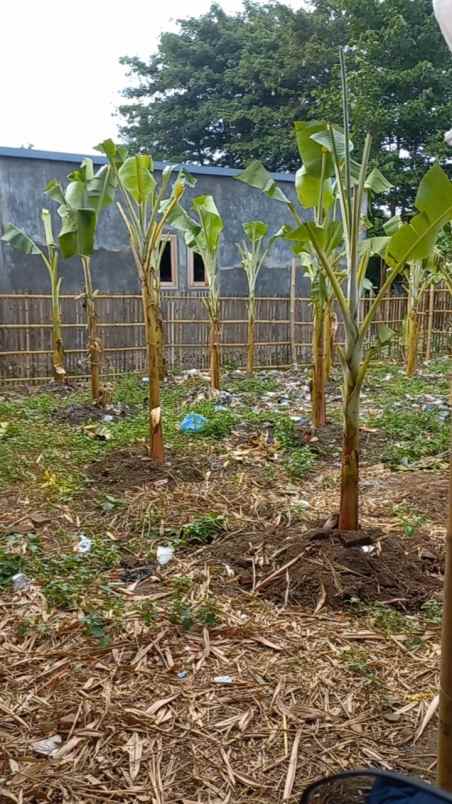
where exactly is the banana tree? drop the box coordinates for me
[238,221,276,374]
[96,140,191,461]
[237,51,452,530]
[46,157,118,405]
[169,196,224,391]
[402,259,439,376]
[2,210,66,383]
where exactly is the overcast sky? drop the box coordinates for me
[1,0,298,155]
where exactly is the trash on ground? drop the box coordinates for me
[214,675,234,685]
[157,545,174,566]
[32,735,62,756]
[141,376,149,384]
[75,534,93,554]
[180,413,207,433]
[12,572,32,591]
[102,414,114,422]
[177,671,189,680]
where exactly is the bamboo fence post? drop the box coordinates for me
[425,284,435,362]
[438,380,452,792]
[290,259,297,369]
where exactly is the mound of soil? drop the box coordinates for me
[208,526,442,612]
[88,446,205,492]
[56,402,135,425]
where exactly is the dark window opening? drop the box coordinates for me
[160,240,174,284]
[193,252,206,284]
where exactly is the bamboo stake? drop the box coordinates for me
[438,380,452,792]
[290,259,297,369]
[426,284,435,361]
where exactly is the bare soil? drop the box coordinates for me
[207,525,442,611]
[88,446,206,492]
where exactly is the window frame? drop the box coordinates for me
[187,247,208,288]
[159,234,178,289]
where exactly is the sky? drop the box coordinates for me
[1,0,299,155]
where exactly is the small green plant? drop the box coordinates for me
[393,504,427,538]
[169,597,195,631]
[422,598,443,625]
[285,447,315,479]
[171,575,193,594]
[138,600,157,626]
[341,647,377,683]
[180,514,225,545]
[82,613,111,647]
[197,598,220,627]
[43,579,78,610]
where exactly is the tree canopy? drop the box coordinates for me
[119,0,452,214]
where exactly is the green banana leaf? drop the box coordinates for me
[2,224,42,255]
[365,168,393,194]
[118,155,156,204]
[243,220,268,244]
[235,160,290,205]
[58,206,96,259]
[385,164,452,267]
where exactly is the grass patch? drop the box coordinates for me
[373,409,448,467]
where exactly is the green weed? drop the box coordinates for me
[180,514,225,544]
[421,599,442,625]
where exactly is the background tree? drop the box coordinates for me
[119,0,452,214]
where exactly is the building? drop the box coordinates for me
[0,146,309,296]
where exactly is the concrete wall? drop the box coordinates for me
[0,148,310,296]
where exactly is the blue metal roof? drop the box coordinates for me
[0,146,295,183]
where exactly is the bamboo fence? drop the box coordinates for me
[0,287,450,384]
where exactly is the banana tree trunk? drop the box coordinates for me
[142,273,165,463]
[339,348,361,531]
[81,257,103,405]
[247,296,256,375]
[406,308,418,377]
[156,304,167,380]
[438,400,452,792]
[210,313,221,391]
[49,275,65,384]
[312,304,326,428]
[324,304,332,381]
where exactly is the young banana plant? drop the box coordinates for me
[238,50,452,530]
[168,196,224,391]
[402,259,439,376]
[96,140,192,461]
[238,221,277,374]
[2,210,66,383]
[46,156,118,405]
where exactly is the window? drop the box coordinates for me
[159,236,178,288]
[188,249,207,287]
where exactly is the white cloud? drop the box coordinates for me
[1,0,249,153]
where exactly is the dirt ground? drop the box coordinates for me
[0,365,448,802]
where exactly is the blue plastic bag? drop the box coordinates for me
[180,413,208,434]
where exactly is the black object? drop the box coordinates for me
[300,770,452,804]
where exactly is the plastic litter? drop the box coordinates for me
[32,735,62,756]
[177,671,189,680]
[361,545,377,555]
[214,675,234,685]
[12,572,32,591]
[103,414,114,423]
[157,545,174,566]
[75,534,93,554]
[214,404,229,413]
[180,413,207,433]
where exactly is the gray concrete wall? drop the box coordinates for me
[0,149,310,296]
